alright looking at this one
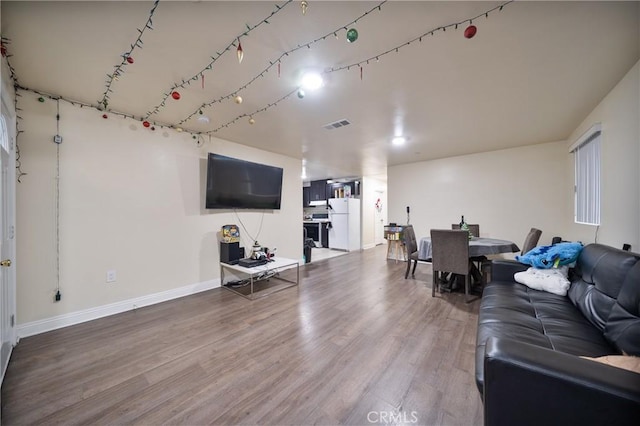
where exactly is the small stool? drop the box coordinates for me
[387,240,406,263]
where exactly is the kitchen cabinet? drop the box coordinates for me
[328,181,359,199]
[320,223,329,248]
[302,186,310,207]
[309,180,328,203]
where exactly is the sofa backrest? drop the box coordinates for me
[568,244,640,355]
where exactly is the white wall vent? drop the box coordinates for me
[323,119,351,130]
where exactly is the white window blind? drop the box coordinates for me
[0,115,7,152]
[572,124,601,225]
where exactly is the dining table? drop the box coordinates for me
[419,236,520,290]
[418,236,520,260]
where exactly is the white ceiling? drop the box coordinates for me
[2,1,639,182]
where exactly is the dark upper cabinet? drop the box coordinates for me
[302,186,310,207]
[328,181,359,198]
[309,180,327,202]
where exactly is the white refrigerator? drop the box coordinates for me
[328,198,361,251]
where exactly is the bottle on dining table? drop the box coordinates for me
[460,215,472,239]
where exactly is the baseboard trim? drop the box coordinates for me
[362,243,379,250]
[17,278,221,339]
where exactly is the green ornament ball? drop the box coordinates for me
[38,96,45,103]
[346,28,358,43]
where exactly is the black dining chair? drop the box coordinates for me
[452,223,485,272]
[431,229,474,302]
[401,225,430,279]
[483,227,542,283]
[401,225,417,279]
[521,228,543,255]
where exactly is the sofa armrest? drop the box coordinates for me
[489,259,528,282]
[484,337,640,426]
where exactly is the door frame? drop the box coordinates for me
[0,74,17,385]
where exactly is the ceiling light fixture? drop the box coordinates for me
[300,72,323,91]
[392,136,406,146]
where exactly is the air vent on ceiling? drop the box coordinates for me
[323,119,351,130]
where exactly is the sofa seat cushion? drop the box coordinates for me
[475,280,616,392]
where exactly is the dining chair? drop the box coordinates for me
[521,228,543,254]
[451,223,480,237]
[401,225,418,279]
[431,229,473,302]
[483,227,542,283]
[452,223,485,271]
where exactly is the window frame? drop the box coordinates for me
[570,123,601,226]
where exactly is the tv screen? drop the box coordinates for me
[206,153,283,210]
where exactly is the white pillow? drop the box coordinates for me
[514,266,570,296]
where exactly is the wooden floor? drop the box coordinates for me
[1,245,483,425]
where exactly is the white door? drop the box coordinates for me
[0,100,17,384]
[374,191,384,246]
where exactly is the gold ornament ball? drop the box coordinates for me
[234,95,243,104]
[249,118,256,125]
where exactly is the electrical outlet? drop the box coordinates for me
[106,269,117,283]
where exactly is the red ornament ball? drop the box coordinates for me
[102,114,108,119]
[126,56,134,64]
[142,121,150,128]
[464,25,477,39]
[171,91,181,100]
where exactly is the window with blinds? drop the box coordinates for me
[0,115,8,152]
[571,124,601,226]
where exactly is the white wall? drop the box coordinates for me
[564,61,640,250]
[389,60,640,253]
[388,141,569,253]
[16,95,302,326]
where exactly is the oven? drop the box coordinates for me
[304,223,320,243]
[304,222,329,248]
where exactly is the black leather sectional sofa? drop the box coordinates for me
[475,243,640,425]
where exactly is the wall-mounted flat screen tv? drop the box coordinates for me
[206,153,283,210]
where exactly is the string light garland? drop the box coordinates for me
[16,86,204,140]
[99,0,160,110]
[1,37,20,85]
[1,37,28,181]
[325,1,513,75]
[177,0,387,126]
[14,91,26,182]
[144,0,294,120]
[208,87,300,133]
[206,0,514,133]
[3,0,515,158]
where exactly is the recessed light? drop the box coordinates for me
[392,136,406,146]
[197,116,210,124]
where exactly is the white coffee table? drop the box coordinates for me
[220,257,299,300]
